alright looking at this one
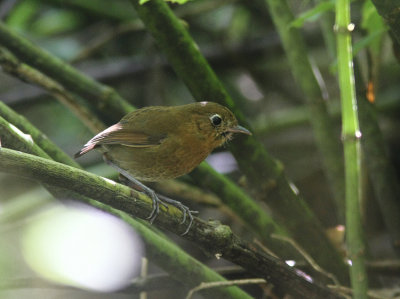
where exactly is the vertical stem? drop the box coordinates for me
[335,1,368,298]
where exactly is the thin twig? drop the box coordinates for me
[271,233,340,285]
[327,285,391,299]
[253,238,279,259]
[186,278,267,299]
[140,257,148,299]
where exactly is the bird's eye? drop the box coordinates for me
[210,114,222,126]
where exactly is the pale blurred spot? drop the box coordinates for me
[21,202,144,292]
[347,259,353,266]
[206,152,237,173]
[101,176,117,186]
[295,268,313,282]
[288,181,300,196]
[325,225,346,255]
[285,260,296,267]
[237,73,263,101]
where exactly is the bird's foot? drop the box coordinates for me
[140,187,197,235]
[104,157,196,235]
[157,194,198,235]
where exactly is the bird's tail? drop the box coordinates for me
[74,143,96,158]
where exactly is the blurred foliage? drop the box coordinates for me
[289,0,335,28]
[1,0,400,298]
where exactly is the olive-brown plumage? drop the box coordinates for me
[75,102,250,180]
[75,101,251,234]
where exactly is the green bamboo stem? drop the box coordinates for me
[262,0,345,220]
[0,147,345,299]
[130,0,348,282]
[335,1,368,298]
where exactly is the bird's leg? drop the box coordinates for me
[103,155,196,235]
[118,173,168,220]
[103,156,163,222]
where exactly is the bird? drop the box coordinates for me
[75,101,251,234]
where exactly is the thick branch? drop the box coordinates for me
[0,147,344,299]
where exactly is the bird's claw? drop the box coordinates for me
[145,190,168,223]
[155,194,196,235]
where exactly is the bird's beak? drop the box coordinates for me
[227,125,252,135]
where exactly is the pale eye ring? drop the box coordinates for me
[210,114,222,126]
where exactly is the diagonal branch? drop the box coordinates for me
[0,147,345,299]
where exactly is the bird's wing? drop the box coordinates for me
[74,123,166,158]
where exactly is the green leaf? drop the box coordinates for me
[289,1,335,28]
[361,0,387,56]
[166,0,193,3]
[30,9,83,36]
[140,0,192,4]
[353,28,387,56]
[6,0,40,31]
[361,0,384,32]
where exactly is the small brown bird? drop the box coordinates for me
[75,101,251,234]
